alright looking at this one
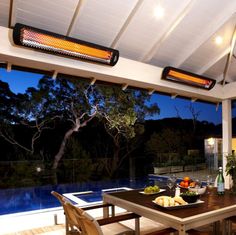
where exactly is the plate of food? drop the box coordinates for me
[139,185,165,195]
[152,195,204,210]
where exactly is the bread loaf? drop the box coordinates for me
[154,196,187,207]
[173,196,188,205]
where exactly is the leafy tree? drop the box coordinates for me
[93,86,160,177]
[0,76,97,169]
[0,76,160,178]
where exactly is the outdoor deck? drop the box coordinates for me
[3,212,214,235]
[2,207,172,235]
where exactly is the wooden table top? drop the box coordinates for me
[104,188,236,219]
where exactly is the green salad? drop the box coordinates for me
[180,191,198,196]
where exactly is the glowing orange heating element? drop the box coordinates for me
[169,70,210,85]
[161,66,215,90]
[13,23,119,65]
[22,29,112,60]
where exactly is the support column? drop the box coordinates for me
[222,99,232,189]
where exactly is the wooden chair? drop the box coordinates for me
[64,201,141,235]
[51,190,73,234]
[51,191,140,235]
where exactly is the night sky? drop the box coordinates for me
[0,68,227,125]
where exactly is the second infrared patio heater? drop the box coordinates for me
[162,67,216,90]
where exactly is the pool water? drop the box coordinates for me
[0,175,167,215]
[73,188,128,203]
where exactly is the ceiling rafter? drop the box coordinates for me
[90,77,96,85]
[222,23,236,86]
[52,70,58,80]
[8,0,13,28]
[147,88,155,95]
[110,0,144,48]
[8,0,16,28]
[197,47,230,75]
[174,10,236,68]
[66,0,85,36]
[141,0,196,63]
[121,84,128,91]
[171,94,178,99]
[7,62,12,72]
[215,74,224,83]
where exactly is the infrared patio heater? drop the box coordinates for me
[12,23,119,66]
[162,67,216,90]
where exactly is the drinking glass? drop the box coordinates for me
[167,174,177,196]
[206,175,214,194]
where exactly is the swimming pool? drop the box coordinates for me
[0,175,168,215]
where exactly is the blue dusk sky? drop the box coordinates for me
[0,67,229,125]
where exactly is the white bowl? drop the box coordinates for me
[188,186,207,195]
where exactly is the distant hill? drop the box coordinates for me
[145,117,222,138]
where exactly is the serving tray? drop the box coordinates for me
[152,199,204,210]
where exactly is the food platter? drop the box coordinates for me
[139,189,165,195]
[152,199,204,210]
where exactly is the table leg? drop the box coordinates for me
[223,219,232,235]
[135,217,140,235]
[213,221,221,235]
[103,202,109,218]
[222,219,228,235]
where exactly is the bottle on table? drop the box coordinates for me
[175,186,180,197]
[217,166,225,195]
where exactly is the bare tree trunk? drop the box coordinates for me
[52,107,97,170]
[52,127,76,169]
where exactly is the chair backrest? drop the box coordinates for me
[64,202,103,235]
[51,191,71,216]
[51,191,83,234]
[51,191,65,203]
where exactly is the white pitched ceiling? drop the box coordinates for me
[1,0,236,85]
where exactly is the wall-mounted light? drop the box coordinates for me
[162,67,216,90]
[12,23,119,66]
[207,138,215,146]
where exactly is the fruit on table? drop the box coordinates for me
[144,185,160,194]
[180,181,189,188]
[179,176,191,188]
[189,181,196,187]
[183,176,190,182]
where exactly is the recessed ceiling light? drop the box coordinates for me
[154,5,165,19]
[215,36,223,45]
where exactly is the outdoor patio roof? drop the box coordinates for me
[0,0,236,103]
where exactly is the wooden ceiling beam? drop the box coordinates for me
[66,0,85,36]
[197,47,230,75]
[110,0,144,48]
[174,11,236,68]
[141,0,196,63]
[222,24,236,86]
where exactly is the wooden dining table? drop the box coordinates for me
[103,188,236,235]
